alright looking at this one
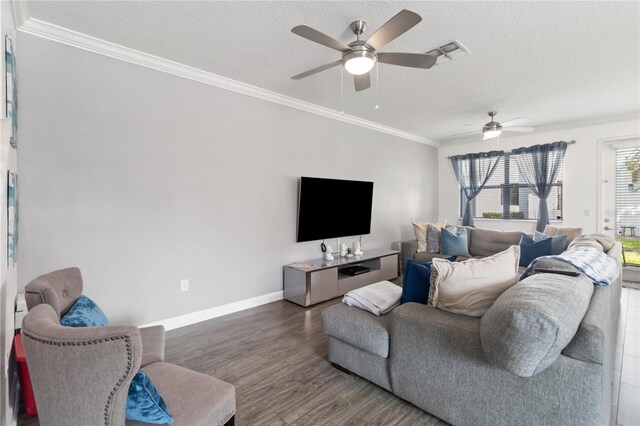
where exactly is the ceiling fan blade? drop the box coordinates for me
[365,9,422,50]
[377,52,436,69]
[501,117,530,127]
[450,129,481,137]
[291,25,351,52]
[291,60,342,80]
[503,127,535,133]
[463,124,484,127]
[354,73,371,92]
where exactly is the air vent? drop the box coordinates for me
[426,41,469,65]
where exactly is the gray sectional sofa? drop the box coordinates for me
[323,228,622,426]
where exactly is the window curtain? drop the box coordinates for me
[450,151,504,226]
[512,141,568,232]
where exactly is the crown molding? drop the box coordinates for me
[10,0,31,30]
[18,18,439,147]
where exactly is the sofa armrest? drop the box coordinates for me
[140,325,166,367]
[400,240,418,274]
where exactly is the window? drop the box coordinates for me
[459,153,564,220]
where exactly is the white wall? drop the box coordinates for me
[0,2,18,424]
[17,33,438,326]
[438,119,640,233]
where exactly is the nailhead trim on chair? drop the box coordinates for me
[23,333,134,426]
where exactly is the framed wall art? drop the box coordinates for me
[5,35,17,148]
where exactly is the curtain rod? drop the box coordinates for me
[447,140,576,159]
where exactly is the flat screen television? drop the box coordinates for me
[296,177,374,243]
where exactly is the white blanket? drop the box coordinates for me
[342,281,402,316]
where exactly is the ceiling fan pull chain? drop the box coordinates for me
[340,66,344,115]
[375,61,380,110]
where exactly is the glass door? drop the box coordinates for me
[602,138,640,271]
[616,146,640,267]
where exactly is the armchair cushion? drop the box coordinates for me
[126,371,173,424]
[60,295,109,327]
[128,363,236,426]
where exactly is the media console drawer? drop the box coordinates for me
[283,249,399,307]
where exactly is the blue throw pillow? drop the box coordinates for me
[534,231,567,255]
[401,257,457,305]
[126,371,174,424]
[519,234,553,267]
[60,295,109,327]
[441,227,470,257]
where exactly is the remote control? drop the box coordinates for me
[535,268,581,277]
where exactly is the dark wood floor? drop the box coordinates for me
[18,295,446,426]
[162,297,446,425]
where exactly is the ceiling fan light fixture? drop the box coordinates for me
[343,50,377,75]
[482,129,502,140]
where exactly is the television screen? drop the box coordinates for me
[296,177,374,243]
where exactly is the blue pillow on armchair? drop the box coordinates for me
[519,234,553,267]
[401,257,457,304]
[126,371,174,424]
[60,295,109,327]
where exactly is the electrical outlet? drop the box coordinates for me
[180,279,189,292]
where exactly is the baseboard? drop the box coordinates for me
[140,290,284,331]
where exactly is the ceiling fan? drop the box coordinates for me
[452,112,536,140]
[290,9,436,92]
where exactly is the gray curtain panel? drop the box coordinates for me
[450,151,504,226]
[512,141,568,232]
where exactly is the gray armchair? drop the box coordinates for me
[22,268,236,426]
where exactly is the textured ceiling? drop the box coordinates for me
[26,1,640,142]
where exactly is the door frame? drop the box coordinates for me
[596,134,640,236]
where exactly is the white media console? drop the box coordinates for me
[283,248,399,307]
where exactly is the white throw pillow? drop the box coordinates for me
[429,246,521,317]
[412,221,447,253]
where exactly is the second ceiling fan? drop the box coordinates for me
[291,9,436,92]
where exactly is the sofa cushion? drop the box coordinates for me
[519,234,553,267]
[468,228,523,257]
[569,236,605,251]
[426,224,443,253]
[322,303,390,358]
[401,257,456,305]
[412,221,447,253]
[480,273,594,377]
[543,225,583,249]
[413,252,450,264]
[428,246,520,317]
[441,227,470,257]
[588,233,616,252]
[534,231,567,255]
[562,284,608,364]
[130,363,235,426]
